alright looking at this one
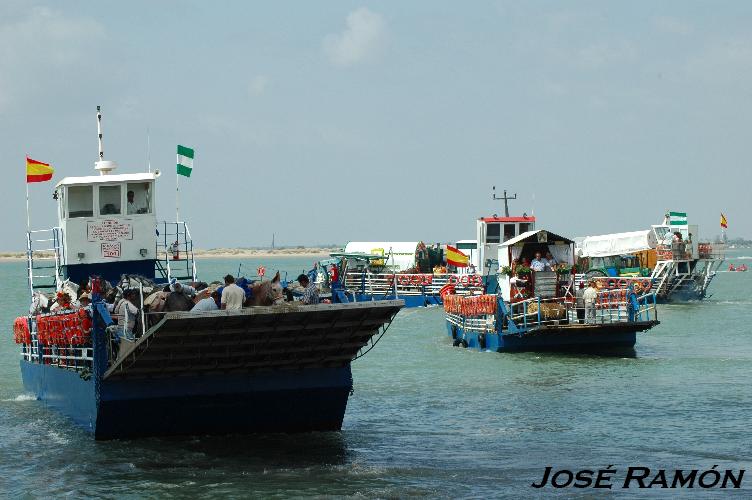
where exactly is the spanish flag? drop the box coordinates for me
[446,245,469,267]
[721,213,728,229]
[26,157,54,183]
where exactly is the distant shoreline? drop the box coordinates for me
[0,248,340,262]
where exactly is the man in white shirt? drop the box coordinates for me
[116,289,139,340]
[583,280,598,324]
[530,251,548,272]
[192,288,219,312]
[221,274,245,310]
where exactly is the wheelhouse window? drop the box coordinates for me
[486,223,501,244]
[99,185,122,215]
[126,182,152,215]
[503,224,516,241]
[67,185,93,218]
[519,223,531,233]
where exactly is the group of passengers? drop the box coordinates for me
[511,251,561,274]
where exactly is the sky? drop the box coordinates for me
[1,0,750,250]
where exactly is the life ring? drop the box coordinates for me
[422,274,433,285]
[606,278,617,290]
[397,275,410,286]
[618,278,628,289]
[642,279,652,291]
[449,275,459,285]
[460,275,470,286]
[410,275,422,286]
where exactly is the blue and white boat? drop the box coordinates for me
[328,241,484,307]
[12,108,402,439]
[444,224,659,354]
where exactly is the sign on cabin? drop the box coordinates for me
[87,220,134,242]
[101,242,122,258]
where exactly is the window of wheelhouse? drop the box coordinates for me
[126,182,152,215]
[503,224,516,241]
[99,185,122,215]
[486,223,501,243]
[67,185,94,218]
[519,222,531,233]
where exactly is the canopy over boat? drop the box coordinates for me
[343,242,422,271]
[577,230,657,258]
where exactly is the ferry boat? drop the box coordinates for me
[576,212,725,301]
[319,241,485,308]
[444,228,659,354]
[12,108,403,439]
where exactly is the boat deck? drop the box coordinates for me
[105,300,403,380]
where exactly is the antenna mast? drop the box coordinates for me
[492,186,517,217]
[94,105,117,175]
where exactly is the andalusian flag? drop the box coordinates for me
[668,211,687,227]
[26,157,54,183]
[446,245,469,267]
[177,145,194,177]
[721,213,728,229]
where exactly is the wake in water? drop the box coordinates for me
[1,394,36,402]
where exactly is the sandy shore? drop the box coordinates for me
[0,248,340,261]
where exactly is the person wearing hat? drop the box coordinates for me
[78,292,92,309]
[583,279,598,324]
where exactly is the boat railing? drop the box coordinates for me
[156,220,197,282]
[26,227,64,300]
[344,272,483,297]
[19,314,93,372]
[698,242,725,260]
[504,288,657,332]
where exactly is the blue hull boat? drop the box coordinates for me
[19,301,401,439]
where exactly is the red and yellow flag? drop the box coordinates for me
[721,213,728,229]
[26,157,54,183]
[446,245,469,267]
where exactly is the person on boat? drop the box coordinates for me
[530,252,548,272]
[192,287,219,312]
[115,289,139,341]
[544,251,557,271]
[126,190,146,215]
[169,278,197,298]
[297,274,320,305]
[78,292,92,309]
[583,280,598,324]
[575,282,586,323]
[221,274,245,310]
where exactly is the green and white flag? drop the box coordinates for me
[177,145,194,177]
[668,211,687,226]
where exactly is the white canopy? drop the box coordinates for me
[577,230,657,258]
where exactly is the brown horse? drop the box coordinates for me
[246,271,284,307]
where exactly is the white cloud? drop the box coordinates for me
[248,75,270,96]
[323,7,386,67]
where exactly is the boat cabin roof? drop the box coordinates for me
[479,215,536,223]
[55,173,157,188]
[502,229,573,247]
[330,252,389,261]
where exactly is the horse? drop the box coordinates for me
[246,271,285,307]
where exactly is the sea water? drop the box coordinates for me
[0,252,750,497]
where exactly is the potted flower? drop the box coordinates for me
[499,265,513,277]
[516,265,531,278]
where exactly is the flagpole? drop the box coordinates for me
[25,178,30,231]
[176,157,180,223]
